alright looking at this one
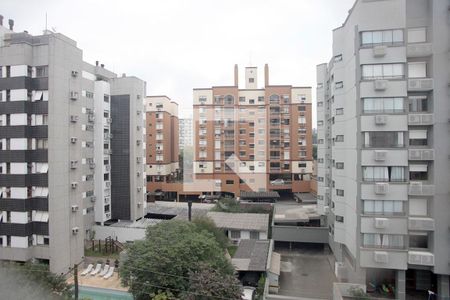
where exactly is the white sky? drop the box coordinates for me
[3,0,355,123]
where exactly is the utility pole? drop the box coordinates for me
[188,199,192,222]
[74,264,79,300]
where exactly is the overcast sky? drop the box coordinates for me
[3,0,355,122]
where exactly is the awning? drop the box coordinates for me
[33,91,43,101]
[410,130,427,139]
[410,164,427,172]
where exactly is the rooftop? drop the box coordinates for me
[146,201,214,221]
[232,240,270,272]
[206,212,269,232]
[274,203,321,223]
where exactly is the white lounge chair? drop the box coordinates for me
[103,267,115,279]
[90,264,102,276]
[80,264,93,276]
[98,265,110,277]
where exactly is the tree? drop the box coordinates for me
[181,263,242,300]
[193,216,229,250]
[121,220,237,300]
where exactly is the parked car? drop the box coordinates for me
[242,286,256,300]
[270,178,285,185]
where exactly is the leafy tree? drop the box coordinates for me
[121,220,236,300]
[255,275,266,300]
[193,216,229,250]
[181,263,242,300]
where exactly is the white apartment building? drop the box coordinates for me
[317,0,449,299]
[179,118,193,149]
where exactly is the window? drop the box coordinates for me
[363,234,404,249]
[363,200,404,215]
[363,131,404,148]
[409,130,428,146]
[334,54,343,62]
[409,233,428,249]
[104,95,109,103]
[258,96,264,102]
[362,166,405,182]
[239,96,245,103]
[36,66,49,77]
[408,62,427,78]
[335,81,343,89]
[335,135,344,142]
[335,215,344,223]
[407,27,426,43]
[361,29,403,46]
[362,97,405,114]
[336,108,344,115]
[199,96,207,104]
[226,180,234,184]
[409,96,428,112]
[250,231,260,239]
[336,189,344,196]
[230,231,241,239]
[249,78,254,83]
[362,64,404,80]
[336,162,344,169]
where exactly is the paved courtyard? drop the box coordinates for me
[275,244,337,300]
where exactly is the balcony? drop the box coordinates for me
[408,251,434,266]
[408,182,434,196]
[408,217,435,231]
[407,43,432,58]
[408,78,433,91]
[408,113,433,125]
[408,149,434,160]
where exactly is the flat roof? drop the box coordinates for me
[146,201,214,221]
[274,203,321,223]
[232,240,270,272]
[207,212,269,232]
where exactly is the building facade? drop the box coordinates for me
[0,18,146,274]
[193,65,313,198]
[179,118,193,149]
[317,0,450,298]
[145,96,179,196]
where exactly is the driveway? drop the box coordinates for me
[275,245,337,300]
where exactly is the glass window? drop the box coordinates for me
[409,96,428,112]
[361,29,404,46]
[362,64,404,80]
[363,98,405,114]
[408,62,427,78]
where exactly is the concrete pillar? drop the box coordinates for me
[438,275,449,300]
[396,270,406,300]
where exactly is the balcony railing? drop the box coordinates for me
[408,78,433,91]
[408,183,434,196]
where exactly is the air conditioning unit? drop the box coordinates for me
[408,114,421,125]
[71,182,78,189]
[70,91,79,100]
[374,218,389,229]
[72,227,79,234]
[374,80,388,91]
[90,196,96,202]
[70,115,79,123]
[70,160,78,169]
[71,70,78,77]
[374,183,388,195]
[71,205,79,212]
[374,251,388,263]
[374,150,387,161]
[323,205,330,214]
[375,115,387,125]
[70,137,77,144]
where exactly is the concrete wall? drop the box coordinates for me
[272,226,328,243]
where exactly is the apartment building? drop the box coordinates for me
[0,18,146,274]
[179,118,193,149]
[193,65,313,198]
[316,0,450,298]
[145,96,179,198]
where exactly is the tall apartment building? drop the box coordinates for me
[0,18,146,274]
[145,96,179,197]
[179,118,193,149]
[193,65,313,197]
[317,0,449,298]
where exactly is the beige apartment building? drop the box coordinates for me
[145,96,179,199]
[192,65,313,198]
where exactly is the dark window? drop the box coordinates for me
[336,215,344,223]
[226,180,234,184]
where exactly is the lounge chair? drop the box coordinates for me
[103,267,115,279]
[98,265,110,277]
[90,264,102,276]
[80,264,93,276]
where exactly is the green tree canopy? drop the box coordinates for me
[192,216,229,250]
[121,220,237,300]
